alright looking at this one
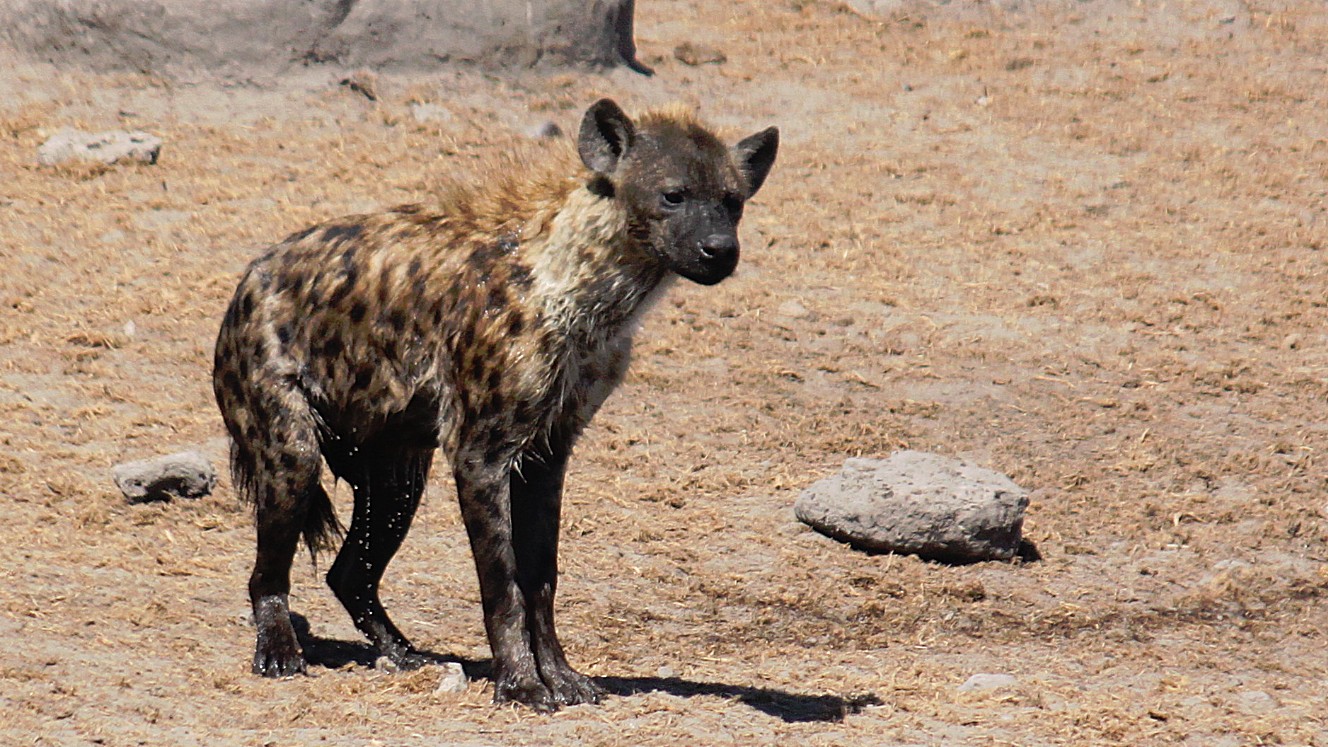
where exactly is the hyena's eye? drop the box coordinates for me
[660,189,686,208]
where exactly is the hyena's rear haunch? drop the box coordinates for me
[213,99,778,709]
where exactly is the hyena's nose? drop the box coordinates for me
[699,234,739,263]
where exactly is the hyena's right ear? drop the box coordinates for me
[578,99,636,175]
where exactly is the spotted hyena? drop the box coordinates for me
[213,99,778,709]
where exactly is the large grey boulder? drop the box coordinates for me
[0,0,650,77]
[795,452,1030,563]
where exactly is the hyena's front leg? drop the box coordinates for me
[454,452,554,709]
[510,440,603,706]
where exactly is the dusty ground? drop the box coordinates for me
[2,1,1327,744]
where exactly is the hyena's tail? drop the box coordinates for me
[229,438,344,559]
[300,482,343,558]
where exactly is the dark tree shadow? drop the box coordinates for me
[597,675,882,723]
[289,615,880,722]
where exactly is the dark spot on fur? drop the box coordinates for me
[486,368,501,392]
[279,270,306,296]
[468,352,488,381]
[484,424,510,453]
[239,291,255,320]
[286,225,318,243]
[323,224,364,244]
[507,314,524,336]
[276,324,293,345]
[353,366,374,390]
[322,337,345,358]
[479,392,506,420]
[587,175,615,198]
[279,453,299,470]
[509,261,533,289]
[408,258,422,278]
[386,310,407,334]
[350,301,368,323]
[487,285,508,311]
[222,370,242,395]
[468,243,500,268]
[329,278,354,307]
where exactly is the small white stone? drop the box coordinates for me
[958,673,1018,692]
[374,656,399,673]
[433,662,468,694]
[776,299,812,319]
[409,102,453,124]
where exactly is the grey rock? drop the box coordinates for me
[112,450,216,503]
[433,662,468,694]
[38,128,162,166]
[958,673,1018,692]
[409,102,453,124]
[794,451,1030,563]
[0,0,652,77]
[1233,689,1278,715]
[526,120,564,139]
[374,655,399,673]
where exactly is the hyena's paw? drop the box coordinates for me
[252,635,307,678]
[493,668,558,712]
[379,647,437,672]
[543,664,603,707]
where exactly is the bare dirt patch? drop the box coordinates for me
[2,1,1326,744]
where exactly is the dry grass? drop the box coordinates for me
[2,0,1327,744]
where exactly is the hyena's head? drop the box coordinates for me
[577,99,779,286]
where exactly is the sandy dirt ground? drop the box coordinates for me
[2,1,1327,744]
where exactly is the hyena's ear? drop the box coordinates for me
[733,127,779,198]
[578,99,637,175]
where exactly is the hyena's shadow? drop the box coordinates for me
[290,613,473,671]
[596,676,882,723]
[292,614,879,724]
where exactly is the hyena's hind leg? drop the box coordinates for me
[221,381,338,677]
[325,447,434,668]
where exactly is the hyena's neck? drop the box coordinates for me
[525,186,669,345]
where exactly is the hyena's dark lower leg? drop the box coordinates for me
[510,443,602,706]
[241,400,327,678]
[325,448,433,667]
[454,456,552,708]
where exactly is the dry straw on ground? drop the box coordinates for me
[1,1,1326,744]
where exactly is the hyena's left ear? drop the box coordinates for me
[578,99,637,175]
[733,127,779,198]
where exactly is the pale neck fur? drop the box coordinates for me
[523,186,669,344]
